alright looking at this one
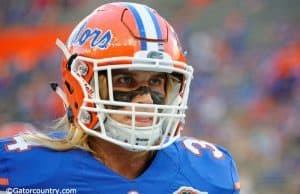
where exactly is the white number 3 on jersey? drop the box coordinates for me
[182,138,224,159]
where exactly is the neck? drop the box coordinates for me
[88,136,156,180]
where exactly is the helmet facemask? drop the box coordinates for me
[94,68,184,151]
[57,42,193,151]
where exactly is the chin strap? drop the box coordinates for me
[49,82,74,123]
[49,82,69,108]
[56,38,71,59]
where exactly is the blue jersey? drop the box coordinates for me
[0,136,240,194]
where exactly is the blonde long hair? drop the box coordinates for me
[23,114,90,151]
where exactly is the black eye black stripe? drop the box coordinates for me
[113,86,165,105]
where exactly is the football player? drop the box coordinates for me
[0,2,240,193]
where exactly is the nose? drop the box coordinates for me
[132,91,154,104]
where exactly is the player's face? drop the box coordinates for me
[109,70,167,127]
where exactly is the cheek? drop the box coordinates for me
[109,106,131,123]
[159,87,167,99]
[151,85,166,96]
[110,114,126,123]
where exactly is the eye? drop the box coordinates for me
[114,75,136,87]
[149,77,164,86]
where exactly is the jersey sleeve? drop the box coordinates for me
[176,137,241,194]
[0,139,10,189]
[229,153,240,193]
[0,136,60,188]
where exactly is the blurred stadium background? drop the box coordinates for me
[0,0,300,193]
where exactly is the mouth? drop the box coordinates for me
[126,116,154,127]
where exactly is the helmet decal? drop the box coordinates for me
[123,3,163,51]
[147,51,164,59]
[69,21,113,49]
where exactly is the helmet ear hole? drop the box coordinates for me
[74,102,78,109]
[65,81,74,94]
[66,54,78,71]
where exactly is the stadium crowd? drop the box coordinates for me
[0,0,299,193]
